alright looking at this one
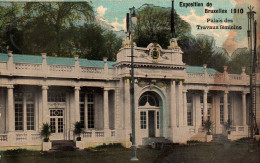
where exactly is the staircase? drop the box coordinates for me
[142,137,173,149]
[211,134,230,144]
[50,140,78,151]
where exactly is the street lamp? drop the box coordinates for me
[128,6,138,161]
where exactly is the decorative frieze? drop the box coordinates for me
[49,65,73,72]
[15,63,41,71]
[81,67,103,73]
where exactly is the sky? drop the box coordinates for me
[90,0,260,55]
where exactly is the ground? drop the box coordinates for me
[0,142,259,163]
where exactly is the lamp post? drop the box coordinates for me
[128,6,138,161]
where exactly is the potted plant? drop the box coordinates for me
[40,122,52,151]
[74,121,84,149]
[203,119,213,142]
[224,119,232,135]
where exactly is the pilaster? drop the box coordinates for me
[103,88,109,130]
[183,89,187,126]
[170,80,176,127]
[178,81,183,126]
[203,89,208,122]
[42,85,48,123]
[224,90,228,122]
[242,92,247,126]
[7,85,14,132]
[74,86,80,123]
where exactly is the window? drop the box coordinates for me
[48,92,66,102]
[15,104,23,130]
[187,111,192,126]
[139,92,159,107]
[207,96,212,103]
[50,118,56,133]
[87,93,94,128]
[220,105,224,124]
[140,111,147,129]
[187,93,192,103]
[80,92,85,128]
[201,108,204,125]
[228,96,232,121]
[157,111,159,129]
[200,95,203,103]
[80,104,85,128]
[26,104,34,130]
[207,109,211,120]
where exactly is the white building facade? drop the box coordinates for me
[0,38,258,150]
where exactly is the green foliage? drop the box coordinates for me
[40,123,51,142]
[203,119,213,135]
[187,140,203,144]
[134,5,191,49]
[224,119,232,131]
[73,121,83,141]
[95,143,124,149]
[228,48,251,74]
[0,2,122,61]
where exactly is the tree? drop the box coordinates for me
[22,2,94,56]
[134,5,191,49]
[0,3,24,53]
[228,48,252,74]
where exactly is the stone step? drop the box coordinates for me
[51,140,77,151]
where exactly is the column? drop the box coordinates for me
[103,88,109,129]
[23,94,27,131]
[114,89,120,129]
[170,80,176,127]
[215,95,220,133]
[203,90,208,122]
[124,79,131,130]
[242,92,247,126]
[84,93,88,129]
[183,90,187,126]
[224,90,228,122]
[74,86,80,123]
[195,95,202,127]
[7,85,14,132]
[178,81,183,126]
[42,86,48,123]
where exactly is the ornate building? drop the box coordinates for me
[0,38,258,150]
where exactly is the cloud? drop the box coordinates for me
[96,6,107,17]
[222,30,248,54]
[110,17,126,31]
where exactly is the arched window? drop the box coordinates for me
[138,92,159,107]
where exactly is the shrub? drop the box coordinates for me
[40,123,51,142]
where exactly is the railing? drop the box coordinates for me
[31,133,41,140]
[80,67,103,74]
[15,63,41,71]
[0,134,8,141]
[83,132,92,138]
[95,132,104,137]
[16,133,27,141]
[111,130,115,137]
[187,73,249,85]
[82,130,115,138]
[231,126,245,132]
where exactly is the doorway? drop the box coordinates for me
[49,109,64,140]
[148,111,155,137]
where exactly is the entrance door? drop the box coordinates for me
[148,111,155,137]
[50,109,64,140]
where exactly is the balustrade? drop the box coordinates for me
[16,133,27,141]
[0,134,7,141]
[187,73,248,85]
